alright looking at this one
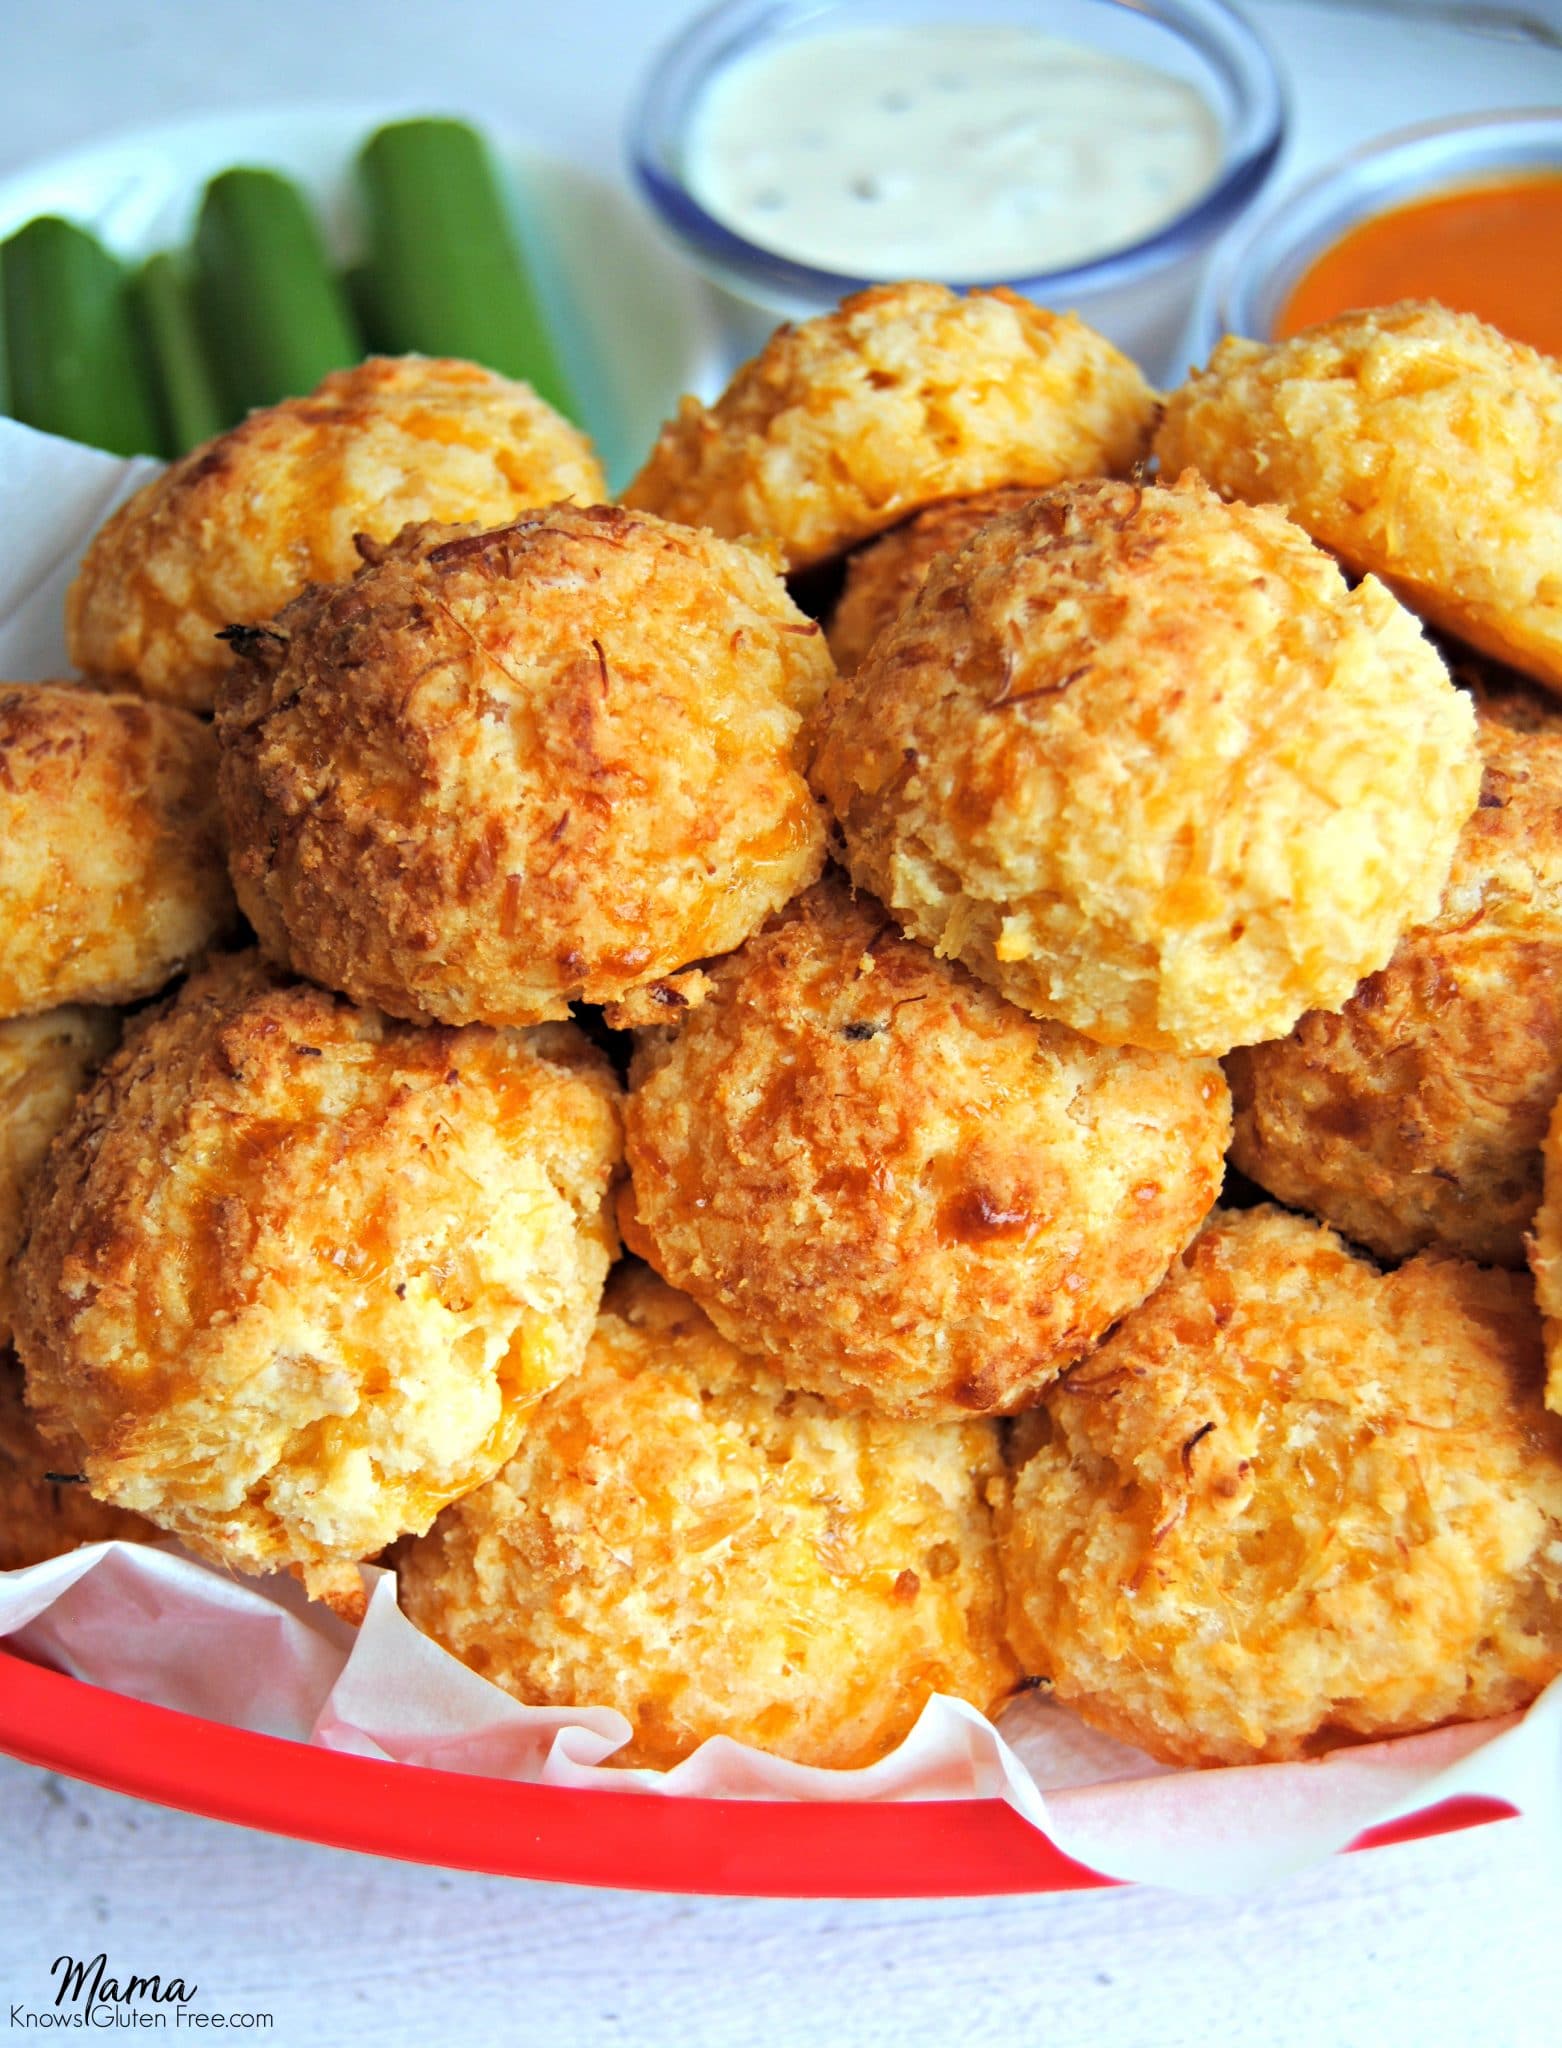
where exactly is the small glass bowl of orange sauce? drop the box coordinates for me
[1194,108,1562,363]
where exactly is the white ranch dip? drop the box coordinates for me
[684,24,1223,280]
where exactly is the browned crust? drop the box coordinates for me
[810,473,1480,1056]
[1155,302,1562,695]
[623,282,1157,569]
[0,1006,121,1346]
[0,682,235,1017]
[620,875,1229,1417]
[0,1351,152,1570]
[215,504,832,1027]
[398,1265,1018,1768]
[1526,1091,1562,1415]
[826,486,1042,674]
[998,1205,1562,1766]
[66,355,607,710]
[11,951,623,1602]
[1228,707,1562,1265]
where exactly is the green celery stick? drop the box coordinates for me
[357,117,576,417]
[194,167,363,414]
[1,216,163,455]
[0,246,9,419]
[341,258,382,345]
[133,251,228,453]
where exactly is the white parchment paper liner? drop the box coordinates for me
[4,1543,1560,1893]
[3,419,1559,1894]
[0,421,162,680]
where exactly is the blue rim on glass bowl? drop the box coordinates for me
[1193,106,1562,361]
[627,0,1287,320]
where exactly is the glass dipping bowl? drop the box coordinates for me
[1191,107,1562,364]
[628,0,1286,383]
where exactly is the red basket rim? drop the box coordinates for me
[0,1647,1516,1896]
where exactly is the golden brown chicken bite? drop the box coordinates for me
[0,683,235,1018]
[620,877,1229,1418]
[1229,705,1562,1266]
[0,1351,152,1571]
[216,505,831,1027]
[66,356,607,711]
[811,475,1480,1057]
[826,486,1040,673]
[1155,303,1562,694]
[622,283,1156,570]
[11,953,622,1613]
[0,1007,120,1347]
[1527,1093,1562,1414]
[998,1205,1562,1767]
[398,1265,1018,1767]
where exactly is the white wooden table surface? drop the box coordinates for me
[3,4,1562,2043]
[3,1753,1561,2046]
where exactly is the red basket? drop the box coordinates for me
[0,1645,1516,1896]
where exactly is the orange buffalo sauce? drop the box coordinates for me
[1276,173,1562,359]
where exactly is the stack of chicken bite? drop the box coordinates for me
[7,286,1562,1775]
